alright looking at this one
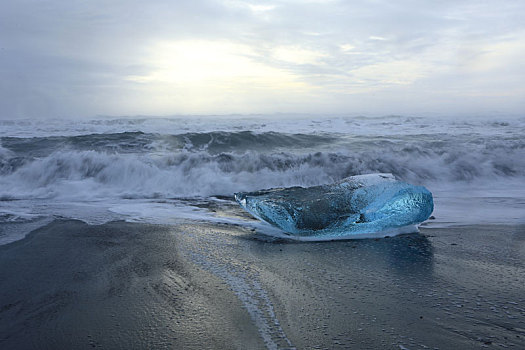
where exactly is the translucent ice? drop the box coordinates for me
[234,174,434,239]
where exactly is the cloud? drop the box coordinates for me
[0,0,524,117]
[272,46,328,65]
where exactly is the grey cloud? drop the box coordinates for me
[0,0,524,117]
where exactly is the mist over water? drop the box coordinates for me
[1,115,524,243]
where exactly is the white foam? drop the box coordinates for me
[0,150,343,201]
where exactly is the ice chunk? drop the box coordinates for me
[234,174,433,239]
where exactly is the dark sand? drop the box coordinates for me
[0,221,264,349]
[1,220,524,349]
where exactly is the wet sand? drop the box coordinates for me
[1,220,524,349]
[0,221,264,349]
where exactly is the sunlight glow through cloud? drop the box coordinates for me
[122,40,313,114]
[0,0,524,117]
[126,40,292,83]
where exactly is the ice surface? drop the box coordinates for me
[234,174,434,239]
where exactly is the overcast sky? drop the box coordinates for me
[1,0,524,118]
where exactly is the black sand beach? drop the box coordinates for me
[0,221,265,349]
[1,220,524,349]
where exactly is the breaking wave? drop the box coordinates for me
[1,129,524,201]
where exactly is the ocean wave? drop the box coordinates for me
[1,117,525,238]
[2,115,525,138]
[1,131,337,157]
[0,139,523,201]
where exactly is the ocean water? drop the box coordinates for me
[1,115,524,244]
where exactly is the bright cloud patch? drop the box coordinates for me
[127,41,288,83]
[351,60,432,86]
[123,40,312,114]
[272,46,328,65]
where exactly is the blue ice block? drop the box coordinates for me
[234,174,433,239]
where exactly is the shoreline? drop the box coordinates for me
[1,219,524,349]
